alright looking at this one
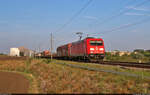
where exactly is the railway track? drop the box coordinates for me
[37,56,150,69]
[97,61,150,69]
[56,58,150,69]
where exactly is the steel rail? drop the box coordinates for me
[97,61,150,69]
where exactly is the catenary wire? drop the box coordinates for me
[91,16,150,36]
[54,0,93,34]
[93,0,150,26]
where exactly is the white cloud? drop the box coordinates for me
[126,6,149,11]
[125,12,150,16]
[83,16,98,20]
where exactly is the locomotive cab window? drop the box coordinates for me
[90,40,103,46]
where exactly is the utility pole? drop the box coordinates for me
[50,33,53,60]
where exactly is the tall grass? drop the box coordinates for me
[25,57,33,73]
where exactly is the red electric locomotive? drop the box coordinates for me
[57,37,105,61]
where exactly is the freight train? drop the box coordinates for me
[56,37,105,61]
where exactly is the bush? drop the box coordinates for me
[0,53,5,55]
[43,59,51,64]
[131,53,144,59]
[143,52,150,57]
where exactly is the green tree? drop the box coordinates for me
[143,51,150,57]
[105,52,112,60]
[131,52,144,59]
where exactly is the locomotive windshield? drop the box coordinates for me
[90,40,103,46]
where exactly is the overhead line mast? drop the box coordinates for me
[50,33,53,60]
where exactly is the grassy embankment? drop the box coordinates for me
[0,55,150,93]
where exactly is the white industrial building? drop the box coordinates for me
[10,47,35,57]
[10,48,20,56]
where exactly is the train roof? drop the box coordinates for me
[57,37,103,48]
[71,37,103,44]
[85,37,103,39]
[86,37,95,39]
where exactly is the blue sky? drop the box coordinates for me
[0,0,150,54]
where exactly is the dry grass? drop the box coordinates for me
[29,59,150,93]
[0,56,150,93]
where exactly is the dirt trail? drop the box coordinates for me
[0,72,29,93]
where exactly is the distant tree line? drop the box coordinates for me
[105,49,150,63]
[0,53,5,55]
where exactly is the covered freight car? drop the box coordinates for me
[57,44,71,57]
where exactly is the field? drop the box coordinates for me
[0,55,150,93]
[0,72,29,93]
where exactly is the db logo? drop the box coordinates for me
[96,47,98,50]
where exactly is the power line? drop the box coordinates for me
[92,16,150,36]
[91,0,137,24]
[87,0,150,36]
[54,0,93,33]
[85,0,138,36]
[94,0,150,26]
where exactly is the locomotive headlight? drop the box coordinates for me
[90,48,94,50]
[99,48,104,51]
